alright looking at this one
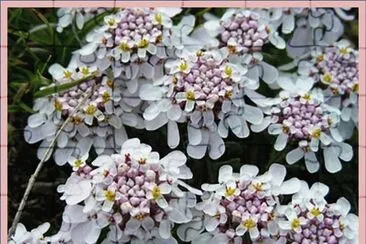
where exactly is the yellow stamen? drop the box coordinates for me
[152,186,161,200]
[311,207,321,217]
[71,116,83,125]
[322,73,333,84]
[81,67,90,76]
[138,39,149,49]
[119,42,130,52]
[282,125,290,134]
[339,47,349,55]
[179,61,188,72]
[316,55,324,63]
[102,92,111,103]
[291,218,301,230]
[186,91,195,101]
[302,93,312,101]
[73,159,84,168]
[135,213,146,221]
[225,187,236,197]
[252,182,263,192]
[155,13,162,24]
[104,190,116,201]
[311,128,321,139]
[228,45,237,54]
[63,70,72,79]
[224,66,233,78]
[107,79,114,88]
[85,105,97,115]
[138,158,147,165]
[54,99,63,111]
[106,18,116,27]
[243,218,256,229]
[225,90,233,98]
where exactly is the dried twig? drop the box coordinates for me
[8,91,91,239]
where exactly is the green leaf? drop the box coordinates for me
[34,75,95,98]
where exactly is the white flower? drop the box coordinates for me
[278,208,307,233]
[9,223,50,244]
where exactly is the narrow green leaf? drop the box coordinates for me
[34,75,95,98]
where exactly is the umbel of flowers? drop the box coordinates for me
[54,138,202,243]
[74,7,196,81]
[9,160,358,244]
[177,164,301,243]
[297,40,359,139]
[140,49,264,159]
[24,58,144,166]
[252,75,353,173]
[275,181,358,243]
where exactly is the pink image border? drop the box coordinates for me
[1,1,365,243]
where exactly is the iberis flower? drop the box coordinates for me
[56,8,107,32]
[203,9,286,53]
[177,164,300,243]
[297,40,359,139]
[276,181,358,244]
[8,223,50,244]
[56,138,202,244]
[24,60,144,166]
[188,8,288,87]
[251,75,353,173]
[286,8,354,58]
[139,49,264,159]
[74,7,196,84]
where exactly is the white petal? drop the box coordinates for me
[324,147,342,173]
[304,152,320,173]
[27,113,45,128]
[204,217,219,232]
[338,142,353,161]
[286,147,304,165]
[274,133,288,151]
[240,165,259,178]
[167,104,182,121]
[218,165,233,183]
[269,163,286,186]
[243,104,263,125]
[159,220,172,239]
[140,84,164,101]
[261,62,279,84]
[279,178,301,195]
[187,125,202,145]
[208,132,225,160]
[145,113,168,130]
[167,120,180,148]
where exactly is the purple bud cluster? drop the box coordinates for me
[312,46,358,97]
[173,51,236,111]
[273,95,331,140]
[278,203,352,243]
[114,8,164,50]
[220,11,269,53]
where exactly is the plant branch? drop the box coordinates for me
[8,91,91,239]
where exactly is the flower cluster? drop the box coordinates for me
[25,7,358,170]
[202,8,286,53]
[297,40,359,139]
[53,138,201,243]
[176,164,358,244]
[10,161,359,244]
[275,181,358,243]
[74,7,192,80]
[252,75,353,173]
[140,49,265,159]
[24,59,144,165]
